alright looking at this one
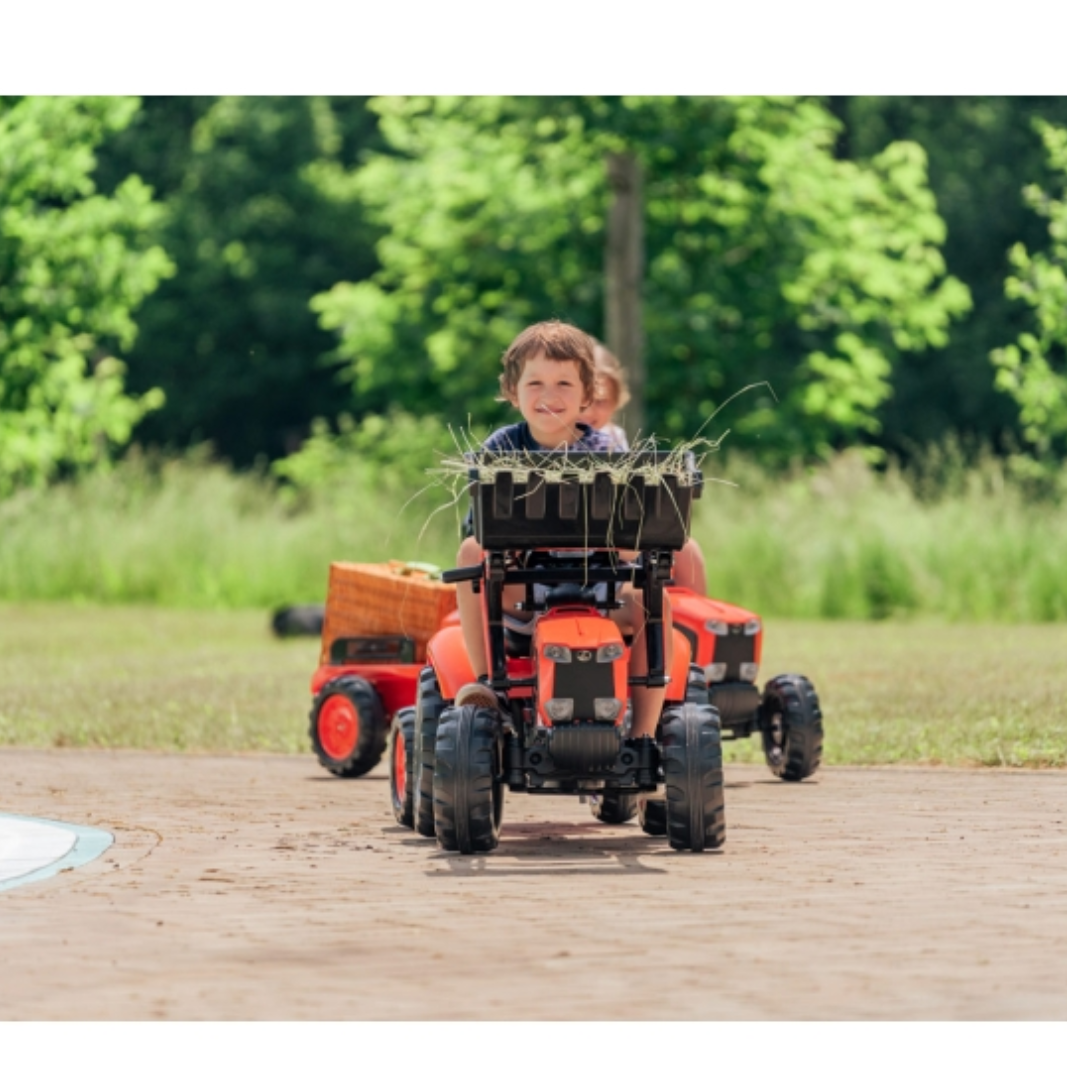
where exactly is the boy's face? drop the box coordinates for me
[508,350,590,448]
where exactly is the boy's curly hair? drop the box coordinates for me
[498,320,597,405]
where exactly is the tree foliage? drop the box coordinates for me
[838,96,1067,453]
[0,96,173,495]
[7,95,1062,483]
[95,96,385,465]
[311,96,969,458]
[991,121,1067,458]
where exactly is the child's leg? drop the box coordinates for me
[455,537,527,683]
[456,537,489,679]
[674,538,707,597]
[611,586,673,738]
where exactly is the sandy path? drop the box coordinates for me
[1,748,1066,1020]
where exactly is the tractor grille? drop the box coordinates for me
[713,627,755,681]
[552,656,615,719]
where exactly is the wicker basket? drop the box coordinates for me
[320,561,457,664]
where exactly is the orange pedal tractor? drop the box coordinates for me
[403,451,725,854]
[309,456,823,848]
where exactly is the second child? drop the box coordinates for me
[584,342,708,597]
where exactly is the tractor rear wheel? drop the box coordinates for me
[389,706,417,828]
[638,796,667,836]
[685,663,709,706]
[589,792,638,824]
[760,674,823,781]
[308,675,387,778]
[661,703,726,852]
[433,704,505,854]
[413,667,448,837]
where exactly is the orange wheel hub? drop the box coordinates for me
[393,731,406,798]
[319,695,359,760]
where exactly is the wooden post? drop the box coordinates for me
[604,150,645,438]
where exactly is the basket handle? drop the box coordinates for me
[391,559,443,580]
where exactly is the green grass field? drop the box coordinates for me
[2,604,1064,767]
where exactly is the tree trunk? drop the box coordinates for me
[604,150,645,438]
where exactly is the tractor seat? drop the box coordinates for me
[504,628,532,658]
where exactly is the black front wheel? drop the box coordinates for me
[433,704,505,854]
[759,674,823,781]
[660,703,726,852]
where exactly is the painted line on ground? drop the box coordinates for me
[0,814,114,892]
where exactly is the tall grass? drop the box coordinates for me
[0,450,461,608]
[1,445,1066,619]
[697,449,1067,621]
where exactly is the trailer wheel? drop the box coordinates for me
[308,675,387,778]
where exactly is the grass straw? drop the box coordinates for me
[414,428,730,564]
[427,428,721,488]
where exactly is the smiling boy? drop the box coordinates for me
[482,322,613,452]
[454,320,672,740]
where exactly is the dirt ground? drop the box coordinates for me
[2,747,1066,1021]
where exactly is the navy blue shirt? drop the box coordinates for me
[481,421,614,454]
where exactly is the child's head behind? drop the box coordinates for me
[498,321,597,409]
[585,343,631,431]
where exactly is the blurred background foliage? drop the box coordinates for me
[92,95,386,465]
[0,96,173,496]
[310,95,972,458]
[3,94,1067,615]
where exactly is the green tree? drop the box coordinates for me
[95,96,385,465]
[991,120,1067,458]
[310,96,969,458]
[835,96,1067,453]
[0,96,173,496]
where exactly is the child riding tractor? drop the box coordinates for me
[390,448,819,855]
[308,454,823,854]
[404,451,721,853]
